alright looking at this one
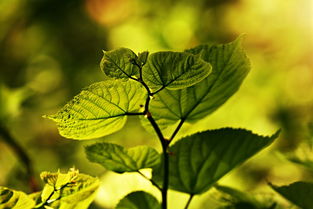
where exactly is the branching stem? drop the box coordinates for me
[131,60,171,209]
[184,194,194,209]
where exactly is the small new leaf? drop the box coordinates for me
[45,80,146,139]
[116,191,161,209]
[138,51,149,66]
[270,181,313,209]
[39,169,99,209]
[101,48,139,79]
[142,51,212,92]
[85,143,160,173]
[153,128,279,194]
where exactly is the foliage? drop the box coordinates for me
[269,139,313,209]
[41,36,279,209]
[0,168,99,209]
[1,37,281,209]
[152,128,279,194]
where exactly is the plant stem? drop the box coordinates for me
[169,119,185,141]
[162,145,169,209]
[132,59,170,209]
[184,194,194,209]
[146,114,169,209]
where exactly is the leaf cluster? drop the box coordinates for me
[43,36,280,209]
[0,168,99,209]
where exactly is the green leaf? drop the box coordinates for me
[270,181,313,209]
[0,186,35,209]
[153,128,279,194]
[144,37,250,135]
[142,51,212,92]
[100,48,139,79]
[85,143,160,173]
[45,79,146,139]
[39,168,99,209]
[215,185,277,209]
[138,51,149,66]
[115,191,160,209]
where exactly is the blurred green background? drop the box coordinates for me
[0,0,312,208]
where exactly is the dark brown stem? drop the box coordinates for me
[132,58,170,209]
[169,119,185,141]
[184,194,194,209]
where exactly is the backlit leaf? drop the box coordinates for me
[100,48,139,79]
[85,143,160,173]
[45,79,146,139]
[39,168,99,209]
[153,128,279,194]
[142,51,212,92]
[144,37,250,136]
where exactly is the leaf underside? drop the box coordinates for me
[153,128,279,194]
[85,143,160,173]
[46,79,146,139]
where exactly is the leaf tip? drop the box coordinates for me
[271,129,281,139]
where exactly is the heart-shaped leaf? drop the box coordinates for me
[153,128,279,194]
[100,48,139,79]
[142,51,212,92]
